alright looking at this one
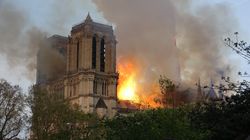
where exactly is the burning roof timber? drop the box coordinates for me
[117,100,140,114]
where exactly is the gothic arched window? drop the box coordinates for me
[100,38,105,72]
[92,36,96,69]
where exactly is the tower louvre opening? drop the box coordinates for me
[92,36,97,69]
[100,38,105,72]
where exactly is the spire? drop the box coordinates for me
[85,12,93,23]
[207,78,218,100]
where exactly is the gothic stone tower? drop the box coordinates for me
[64,14,118,117]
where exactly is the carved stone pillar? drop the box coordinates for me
[105,41,112,73]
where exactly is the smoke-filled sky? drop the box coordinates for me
[0,0,249,91]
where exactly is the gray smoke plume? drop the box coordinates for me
[0,0,87,82]
[36,37,67,83]
[93,0,237,88]
[176,2,236,84]
[0,0,238,93]
[0,1,41,80]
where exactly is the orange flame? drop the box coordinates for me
[117,60,140,102]
[117,58,163,108]
[140,84,163,108]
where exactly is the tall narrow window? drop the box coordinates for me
[76,41,80,70]
[92,37,96,69]
[100,38,105,72]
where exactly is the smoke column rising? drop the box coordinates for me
[0,1,43,80]
[0,0,239,93]
[93,0,237,88]
[0,0,95,85]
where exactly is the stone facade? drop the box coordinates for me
[37,14,118,118]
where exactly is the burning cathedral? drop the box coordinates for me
[36,14,118,118]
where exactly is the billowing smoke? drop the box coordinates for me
[93,0,236,87]
[0,0,87,82]
[0,1,65,82]
[176,2,236,84]
[0,0,238,96]
[0,1,42,80]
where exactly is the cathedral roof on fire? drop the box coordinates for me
[117,100,140,114]
[96,98,108,109]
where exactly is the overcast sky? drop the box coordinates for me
[0,0,249,92]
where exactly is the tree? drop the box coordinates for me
[224,32,250,63]
[159,76,191,108]
[159,75,178,108]
[190,89,250,140]
[104,108,206,140]
[0,79,27,140]
[224,32,250,78]
[187,34,250,139]
[29,86,102,140]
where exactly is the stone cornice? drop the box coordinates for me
[66,69,118,79]
[67,94,117,101]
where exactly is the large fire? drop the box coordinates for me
[117,59,163,108]
[117,59,140,102]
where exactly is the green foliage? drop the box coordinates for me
[159,75,178,108]
[190,90,250,140]
[104,108,206,140]
[29,86,101,140]
[159,75,177,94]
[158,76,191,107]
[28,79,250,140]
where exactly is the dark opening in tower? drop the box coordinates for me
[92,36,96,69]
[100,38,105,72]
